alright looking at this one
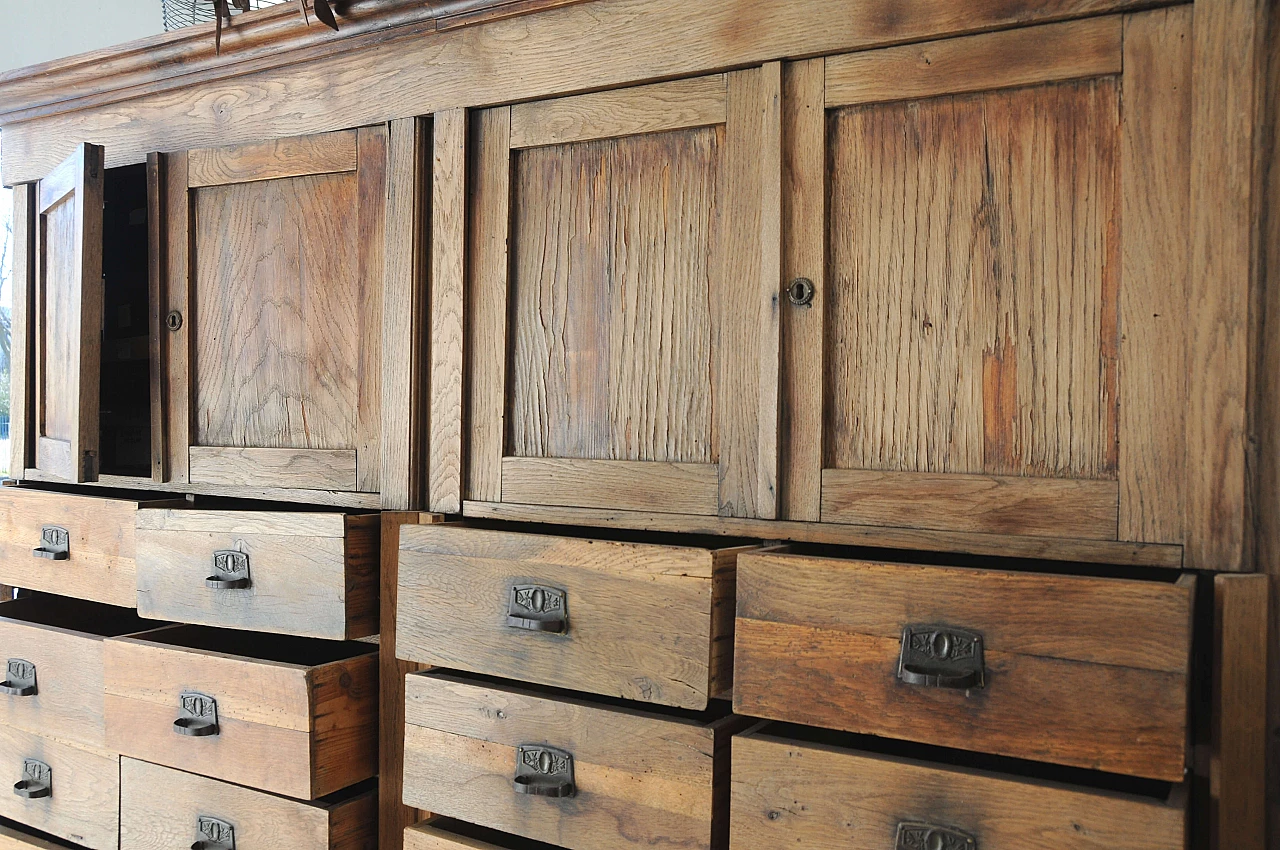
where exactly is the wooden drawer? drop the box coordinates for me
[0,820,86,850]
[0,727,118,850]
[120,758,375,850]
[406,817,564,850]
[734,551,1194,781]
[0,487,178,607]
[0,596,153,749]
[104,625,377,799]
[135,509,378,640]
[396,525,747,709]
[403,671,740,850]
[731,728,1185,849]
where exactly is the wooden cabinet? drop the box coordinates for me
[120,758,376,850]
[135,508,379,640]
[103,625,377,800]
[456,69,783,519]
[396,524,747,709]
[730,727,1186,850]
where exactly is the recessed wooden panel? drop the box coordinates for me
[507,126,721,464]
[825,78,1120,481]
[192,171,360,451]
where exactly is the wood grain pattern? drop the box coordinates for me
[755,62,783,521]
[731,731,1185,850]
[35,143,103,483]
[734,552,1192,780]
[381,117,430,511]
[163,150,192,484]
[826,16,1122,108]
[396,524,746,708]
[403,671,728,850]
[0,727,119,850]
[104,627,377,799]
[9,185,34,480]
[0,487,180,607]
[821,469,1120,539]
[135,509,378,639]
[188,446,358,491]
[465,108,511,504]
[463,500,1184,567]
[1118,8,1193,544]
[0,596,152,750]
[191,171,361,451]
[430,108,467,514]
[120,757,377,850]
[0,821,84,850]
[778,59,824,522]
[147,153,169,483]
[825,78,1120,483]
[0,0,1167,186]
[1185,0,1268,570]
[356,125,388,494]
[501,457,719,515]
[507,124,721,467]
[188,129,358,187]
[511,75,727,149]
[1212,574,1267,848]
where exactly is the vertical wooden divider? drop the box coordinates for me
[9,184,33,479]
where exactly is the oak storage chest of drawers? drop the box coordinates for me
[0,0,1275,848]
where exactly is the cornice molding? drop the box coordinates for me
[0,0,588,125]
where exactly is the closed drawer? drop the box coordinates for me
[403,671,741,850]
[0,820,86,849]
[104,626,377,799]
[0,487,179,607]
[135,510,379,640]
[731,728,1185,849]
[407,817,564,850]
[397,525,748,709]
[734,551,1194,781]
[0,727,118,850]
[0,596,153,749]
[120,758,376,850]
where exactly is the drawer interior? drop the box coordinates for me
[126,623,376,667]
[0,595,154,639]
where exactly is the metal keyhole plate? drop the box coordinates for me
[788,278,815,307]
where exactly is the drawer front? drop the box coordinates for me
[120,758,376,850]
[406,817,564,850]
[0,488,157,607]
[0,822,84,849]
[104,627,377,799]
[0,727,118,850]
[731,732,1184,849]
[403,672,730,850]
[734,552,1193,781]
[135,510,378,640]
[0,598,152,749]
[397,525,743,709]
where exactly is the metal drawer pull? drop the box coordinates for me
[897,625,985,690]
[206,551,251,590]
[32,526,69,560]
[13,759,51,799]
[507,585,568,634]
[192,815,235,850]
[174,691,220,737]
[513,744,575,798]
[896,822,976,850]
[0,659,38,697]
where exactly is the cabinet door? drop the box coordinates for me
[163,128,388,494]
[31,143,105,483]
[781,12,1192,542]
[463,69,782,518]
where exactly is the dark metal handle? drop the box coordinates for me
[897,625,985,691]
[14,759,50,800]
[0,659,37,697]
[32,525,69,560]
[507,585,568,634]
[206,550,251,590]
[175,691,220,737]
[896,821,977,850]
[514,744,575,799]
[192,815,234,850]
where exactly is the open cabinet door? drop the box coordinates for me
[32,143,104,483]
